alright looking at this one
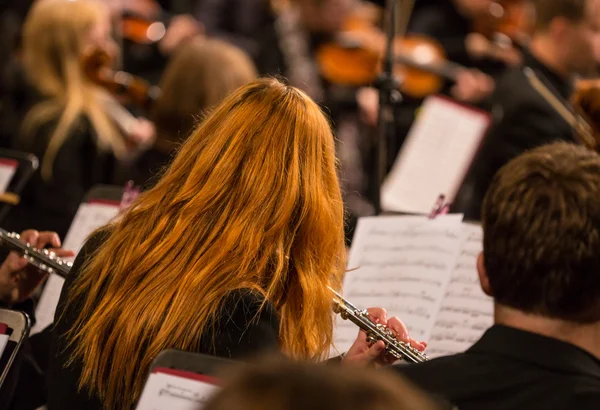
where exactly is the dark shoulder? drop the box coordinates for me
[491,67,540,113]
[17,110,96,152]
[68,229,111,276]
[55,229,111,316]
[391,353,475,393]
[204,289,280,360]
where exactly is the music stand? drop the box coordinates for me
[372,0,414,214]
[0,309,31,389]
[0,149,38,225]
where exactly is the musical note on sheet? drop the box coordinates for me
[31,201,120,335]
[331,215,464,355]
[136,372,219,410]
[426,224,493,358]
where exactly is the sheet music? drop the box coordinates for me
[332,215,464,355]
[0,334,8,359]
[136,372,219,410]
[426,224,493,357]
[381,96,490,214]
[31,202,120,335]
[0,160,17,193]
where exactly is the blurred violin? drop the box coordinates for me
[525,68,600,151]
[82,48,160,111]
[122,13,168,45]
[81,48,159,148]
[316,12,468,99]
[473,0,536,45]
[118,0,166,45]
[571,78,600,149]
[467,1,535,65]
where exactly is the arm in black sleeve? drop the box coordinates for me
[207,290,280,360]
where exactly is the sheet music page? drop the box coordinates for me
[426,223,493,357]
[31,202,120,335]
[136,372,219,410]
[0,334,8,359]
[331,215,464,356]
[0,160,17,193]
[381,96,490,214]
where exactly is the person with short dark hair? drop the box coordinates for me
[455,0,600,219]
[394,142,600,410]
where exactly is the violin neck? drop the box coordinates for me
[395,55,463,82]
[102,97,138,136]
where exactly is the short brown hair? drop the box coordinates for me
[204,358,444,410]
[534,0,588,29]
[150,37,257,153]
[482,142,600,323]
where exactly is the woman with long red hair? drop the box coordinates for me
[47,77,424,410]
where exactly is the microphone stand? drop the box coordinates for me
[372,0,413,215]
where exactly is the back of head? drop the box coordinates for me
[22,0,105,96]
[21,0,124,179]
[204,358,443,410]
[151,37,258,151]
[66,77,346,409]
[482,142,600,323]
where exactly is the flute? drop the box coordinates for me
[330,287,429,363]
[0,228,72,278]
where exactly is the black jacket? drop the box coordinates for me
[453,51,576,220]
[46,231,280,410]
[6,114,118,239]
[394,325,600,410]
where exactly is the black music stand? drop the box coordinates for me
[82,184,126,204]
[373,0,403,215]
[0,309,31,390]
[0,149,38,225]
[149,349,235,377]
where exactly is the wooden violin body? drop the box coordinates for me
[316,8,465,99]
[571,79,600,150]
[81,48,160,111]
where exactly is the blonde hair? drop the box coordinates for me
[63,78,346,409]
[151,37,258,152]
[21,0,126,180]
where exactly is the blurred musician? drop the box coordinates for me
[47,78,424,410]
[394,143,600,410]
[258,0,383,241]
[194,0,273,60]
[0,229,73,410]
[133,36,258,187]
[108,0,204,83]
[456,0,600,220]
[7,0,155,239]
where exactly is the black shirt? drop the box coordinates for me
[452,50,576,220]
[46,231,280,410]
[393,325,600,410]
[5,114,117,239]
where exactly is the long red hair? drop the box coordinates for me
[63,78,347,409]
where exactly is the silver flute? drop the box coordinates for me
[330,287,429,363]
[0,228,72,278]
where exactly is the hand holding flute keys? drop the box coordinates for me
[342,307,428,367]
